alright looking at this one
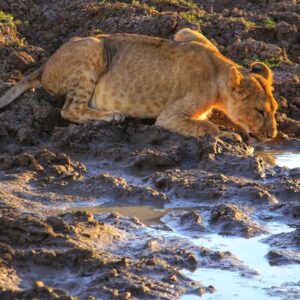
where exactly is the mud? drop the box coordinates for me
[0,0,300,299]
[264,228,300,265]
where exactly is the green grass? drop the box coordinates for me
[179,9,213,25]
[229,17,276,30]
[0,10,23,31]
[179,11,199,23]
[229,17,257,29]
[241,58,289,69]
[106,0,133,3]
[0,11,16,30]
[0,10,26,49]
[256,18,277,29]
[106,0,198,9]
[176,0,198,9]
[10,37,26,50]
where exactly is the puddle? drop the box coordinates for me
[70,204,167,226]
[71,201,300,300]
[155,213,299,300]
[255,150,300,169]
[69,203,196,226]
[179,226,299,300]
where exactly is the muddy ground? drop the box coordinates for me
[0,0,300,299]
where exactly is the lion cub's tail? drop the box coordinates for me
[0,66,43,109]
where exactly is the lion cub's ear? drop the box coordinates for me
[229,66,242,88]
[229,67,249,99]
[251,62,273,84]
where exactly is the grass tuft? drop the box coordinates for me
[242,58,290,69]
[0,10,26,49]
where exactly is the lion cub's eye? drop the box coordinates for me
[255,108,265,117]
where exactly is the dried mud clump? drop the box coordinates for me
[266,281,300,300]
[1,283,75,300]
[0,94,61,152]
[267,249,300,266]
[161,211,206,238]
[76,172,170,204]
[225,38,288,63]
[269,167,300,217]
[0,149,85,183]
[150,169,229,202]
[263,228,300,266]
[210,204,265,238]
[149,167,277,205]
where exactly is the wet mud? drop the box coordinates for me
[0,0,300,299]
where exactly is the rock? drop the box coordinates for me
[7,51,35,71]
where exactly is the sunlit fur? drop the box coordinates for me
[175,28,278,141]
[216,69,278,140]
[232,74,277,140]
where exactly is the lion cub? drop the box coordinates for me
[0,29,278,141]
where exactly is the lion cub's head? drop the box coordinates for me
[227,62,278,141]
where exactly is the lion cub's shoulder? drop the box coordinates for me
[174,28,219,53]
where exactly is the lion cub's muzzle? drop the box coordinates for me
[249,127,277,141]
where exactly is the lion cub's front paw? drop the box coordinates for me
[104,111,125,123]
[217,131,243,142]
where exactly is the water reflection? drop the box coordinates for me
[255,150,300,169]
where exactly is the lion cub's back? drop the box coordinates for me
[91,35,186,118]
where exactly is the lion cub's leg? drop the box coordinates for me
[61,84,125,124]
[156,98,242,141]
[156,99,221,138]
[156,113,220,138]
[60,74,124,123]
[174,28,219,53]
[41,36,124,124]
[157,115,220,137]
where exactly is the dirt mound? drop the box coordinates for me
[149,167,278,206]
[225,38,287,62]
[263,228,300,265]
[210,203,265,237]
[0,149,85,185]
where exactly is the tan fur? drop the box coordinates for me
[0,29,278,140]
[174,28,219,53]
